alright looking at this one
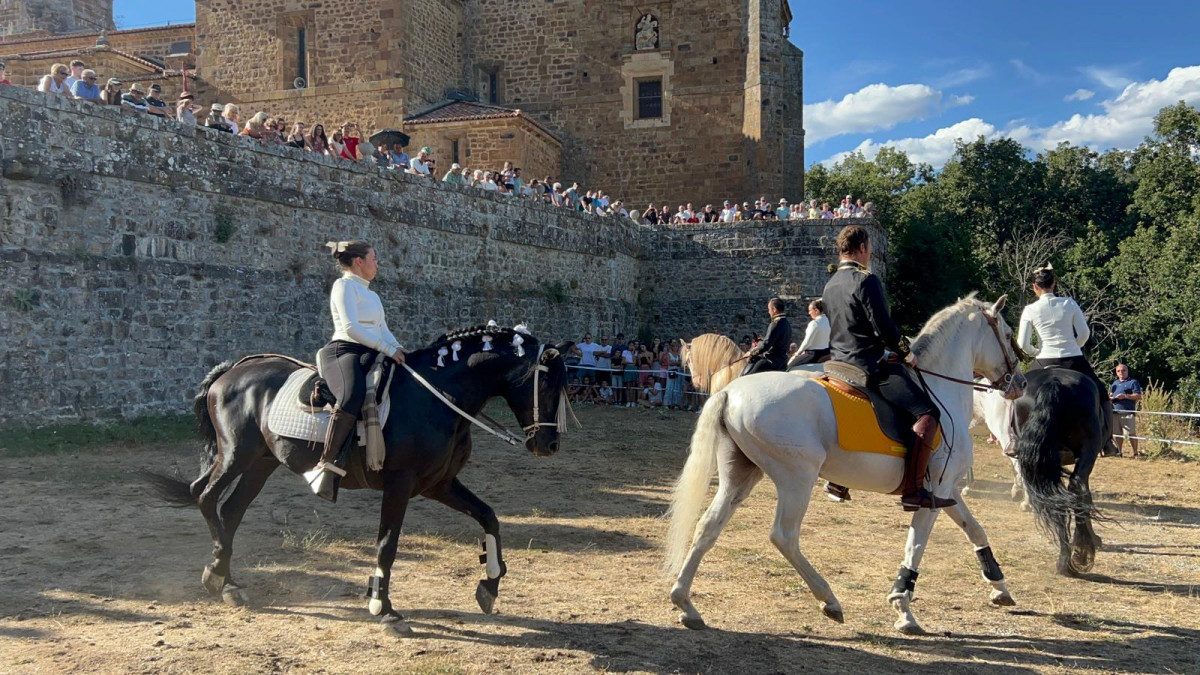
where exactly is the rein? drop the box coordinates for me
[913,310,1019,393]
[400,342,573,447]
[399,362,524,446]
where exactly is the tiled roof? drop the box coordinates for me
[404,100,561,143]
[5,45,167,73]
[405,100,525,124]
[0,23,195,47]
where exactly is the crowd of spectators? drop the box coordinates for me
[9,59,874,223]
[563,330,808,411]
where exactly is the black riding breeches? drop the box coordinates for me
[792,348,831,366]
[316,340,374,417]
[1031,355,1105,394]
[869,361,939,420]
[744,356,785,376]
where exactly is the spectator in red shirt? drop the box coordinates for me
[0,61,10,85]
[339,122,361,161]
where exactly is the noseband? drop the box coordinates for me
[523,344,564,438]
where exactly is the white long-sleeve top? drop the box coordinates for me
[798,314,831,352]
[330,272,403,357]
[1017,292,1089,359]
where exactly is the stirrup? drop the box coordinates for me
[900,488,956,512]
[303,462,346,503]
[824,482,852,502]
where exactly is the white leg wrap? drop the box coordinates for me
[367,567,386,615]
[484,534,501,579]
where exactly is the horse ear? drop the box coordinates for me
[555,340,575,354]
[991,294,1008,316]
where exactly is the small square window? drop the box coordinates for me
[637,79,662,119]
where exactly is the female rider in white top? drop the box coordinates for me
[1017,265,1114,448]
[306,240,406,501]
[789,298,831,367]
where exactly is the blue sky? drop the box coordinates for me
[115,0,1200,168]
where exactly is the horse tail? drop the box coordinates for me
[663,389,728,577]
[137,360,236,508]
[1015,379,1076,542]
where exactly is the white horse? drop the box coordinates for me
[971,386,1028,508]
[667,295,1026,634]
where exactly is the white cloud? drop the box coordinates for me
[822,118,1000,168]
[1064,88,1095,102]
[1080,65,1133,90]
[1010,58,1048,84]
[1017,65,1200,151]
[803,83,973,144]
[815,65,1200,168]
[933,66,991,89]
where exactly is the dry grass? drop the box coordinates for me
[0,405,1198,674]
[1139,380,1200,460]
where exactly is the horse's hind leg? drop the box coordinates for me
[765,465,842,624]
[425,478,506,614]
[197,428,262,603]
[207,454,279,606]
[670,446,763,630]
[944,490,1015,607]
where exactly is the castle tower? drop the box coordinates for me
[0,0,115,38]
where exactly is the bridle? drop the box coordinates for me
[914,309,1020,393]
[522,343,568,438]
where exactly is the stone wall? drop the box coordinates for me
[0,85,639,423]
[0,0,114,39]
[639,220,886,340]
[0,85,866,425]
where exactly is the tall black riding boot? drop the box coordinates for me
[304,408,356,503]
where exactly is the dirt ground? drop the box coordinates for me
[2,405,1198,674]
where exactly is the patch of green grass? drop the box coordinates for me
[0,414,195,456]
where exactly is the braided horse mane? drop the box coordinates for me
[409,324,545,382]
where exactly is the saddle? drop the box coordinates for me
[818,361,941,460]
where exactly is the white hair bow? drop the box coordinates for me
[487,320,499,328]
[512,333,525,357]
[437,346,449,367]
[325,241,350,253]
[451,340,462,361]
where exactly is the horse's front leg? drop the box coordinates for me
[889,508,940,635]
[944,489,1016,607]
[369,470,417,634]
[426,478,506,614]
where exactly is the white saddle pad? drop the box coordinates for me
[266,368,391,445]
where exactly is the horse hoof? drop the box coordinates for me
[222,584,249,607]
[1020,502,1032,513]
[201,565,224,598]
[475,581,498,615]
[680,613,707,630]
[381,611,414,636]
[895,618,925,635]
[990,590,1016,607]
[821,603,845,624]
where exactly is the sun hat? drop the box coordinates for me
[211,103,223,112]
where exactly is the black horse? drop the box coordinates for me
[142,326,572,633]
[1013,367,1107,576]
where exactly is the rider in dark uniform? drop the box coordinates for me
[743,298,793,375]
[821,225,956,510]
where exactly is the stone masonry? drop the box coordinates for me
[0,86,879,425]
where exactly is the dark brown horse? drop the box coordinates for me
[142,326,572,634]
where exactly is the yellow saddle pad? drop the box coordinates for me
[815,378,940,458]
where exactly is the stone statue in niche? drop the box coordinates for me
[635,14,659,50]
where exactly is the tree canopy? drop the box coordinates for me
[806,101,1200,400]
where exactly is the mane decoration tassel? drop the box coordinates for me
[481,335,493,351]
[451,340,462,361]
[437,346,449,367]
[512,333,525,357]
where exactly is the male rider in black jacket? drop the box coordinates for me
[822,225,955,511]
[744,298,792,375]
